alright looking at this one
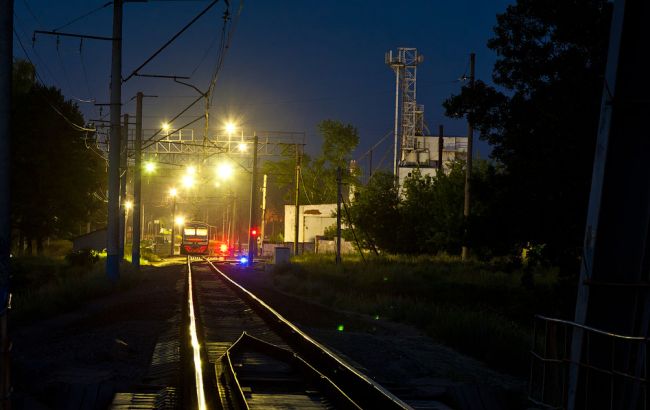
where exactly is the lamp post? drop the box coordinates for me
[169,188,178,256]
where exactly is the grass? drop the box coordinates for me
[10,255,146,325]
[272,253,574,376]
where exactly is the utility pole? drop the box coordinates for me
[248,134,258,263]
[438,124,444,174]
[0,1,12,407]
[461,52,475,261]
[336,167,342,264]
[170,195,177,256]
[132,92,143,270]
[294,146,301,256]
[260,174,267,252]
[106,0,123,280]
[119,113,128,259]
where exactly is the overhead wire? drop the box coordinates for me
[52,1,113,32]
[123,0,221,83]
[141,0,242,150]
[13,25,96,133]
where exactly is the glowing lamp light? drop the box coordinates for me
[182,174,195,188]
[144,161,156,173]
[169,187,178,197]
[186,165,197,175]
[239,256,249,265]
[175,215,185,226]
[161,122,170,132]
[124,200,133,211]
[216,163,234,180]
[219,243,228,253]
[238,142,247,152]
[224,121,237,135]
[250,227,258,237]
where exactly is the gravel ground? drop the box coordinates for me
[8,260,528,409]
[218,263,528,409]
[9,262,184,409]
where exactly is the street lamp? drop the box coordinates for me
[182,174,195,189]
[215,162,234,180]
[238,142,247,152]
[169,188,178,256]
[162,122,170,135]
[144,161,156,174]
[224,121,237,135]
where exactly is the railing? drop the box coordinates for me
[529,315,648,409]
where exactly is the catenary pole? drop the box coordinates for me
[248,134,258,263]
[336,167,342,264]
[0,1,12,406]
[294,146,301,256]
[119,113,128,259]
[438,124,444,173]
[106,0,123,280]
[461,52,475,260]
[132,92,143,270]
[260,174,267,252]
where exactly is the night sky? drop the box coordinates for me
[13,0,512,161]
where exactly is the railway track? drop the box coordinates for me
[183,256,411,409]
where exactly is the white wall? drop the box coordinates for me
[284,204,338,243]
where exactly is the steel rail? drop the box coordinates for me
[186,258,208,410]
[202,258,412,409]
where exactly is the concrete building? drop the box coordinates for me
[398,135,467,186]
[284,204,338,243]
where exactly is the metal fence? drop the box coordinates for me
[529,315,648,409]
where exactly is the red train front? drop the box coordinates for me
[180,221,210,255]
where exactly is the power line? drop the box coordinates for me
[123,0,221,82]
[13,26,96,132]
[52,1,112,32]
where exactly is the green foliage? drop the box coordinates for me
[443,0,612,269]
[345,172,400,251]
[275,254,570,375]
[11,60,106,252]
[64,249,100,267]
[262,119,360,209]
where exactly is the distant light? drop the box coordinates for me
[186,165,197,175]
[238,142,247,152]
[219,244,228,253]
[175,215,185,226]
[169,187,178,197]
[124,200,133,210]
[224,121,237,135]
[162,122,170,132]
[182,174,195,188]
[144,161,156,173]
[214,181,221,188]
[337,324,345,332]
[216,163,234,180]
[239,256,248,264]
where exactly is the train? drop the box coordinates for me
[180,221,236,257]
[180,221,210,255]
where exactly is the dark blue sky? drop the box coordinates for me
[13,0,513,161]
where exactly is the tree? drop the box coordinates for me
[11,60,105,254]
[443,0,611,267]
[345,172,400,252]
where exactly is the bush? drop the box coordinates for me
[65,248,100,267]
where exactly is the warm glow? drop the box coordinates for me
[186,165,197,175]
[175,215,185,226]
[219,243,228,253]
[238,142,247,152]
[169,187,178,197]
[162,122,170,132]
[182,174,195,188]
[124,200,133,210]
[214,181,221,188]
[144,161,156,173]
[215,163,234,180]
[224,121,237,135]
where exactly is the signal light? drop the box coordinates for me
[239,256,249,265]
[219,243,228,253]
[250,227,258,237]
